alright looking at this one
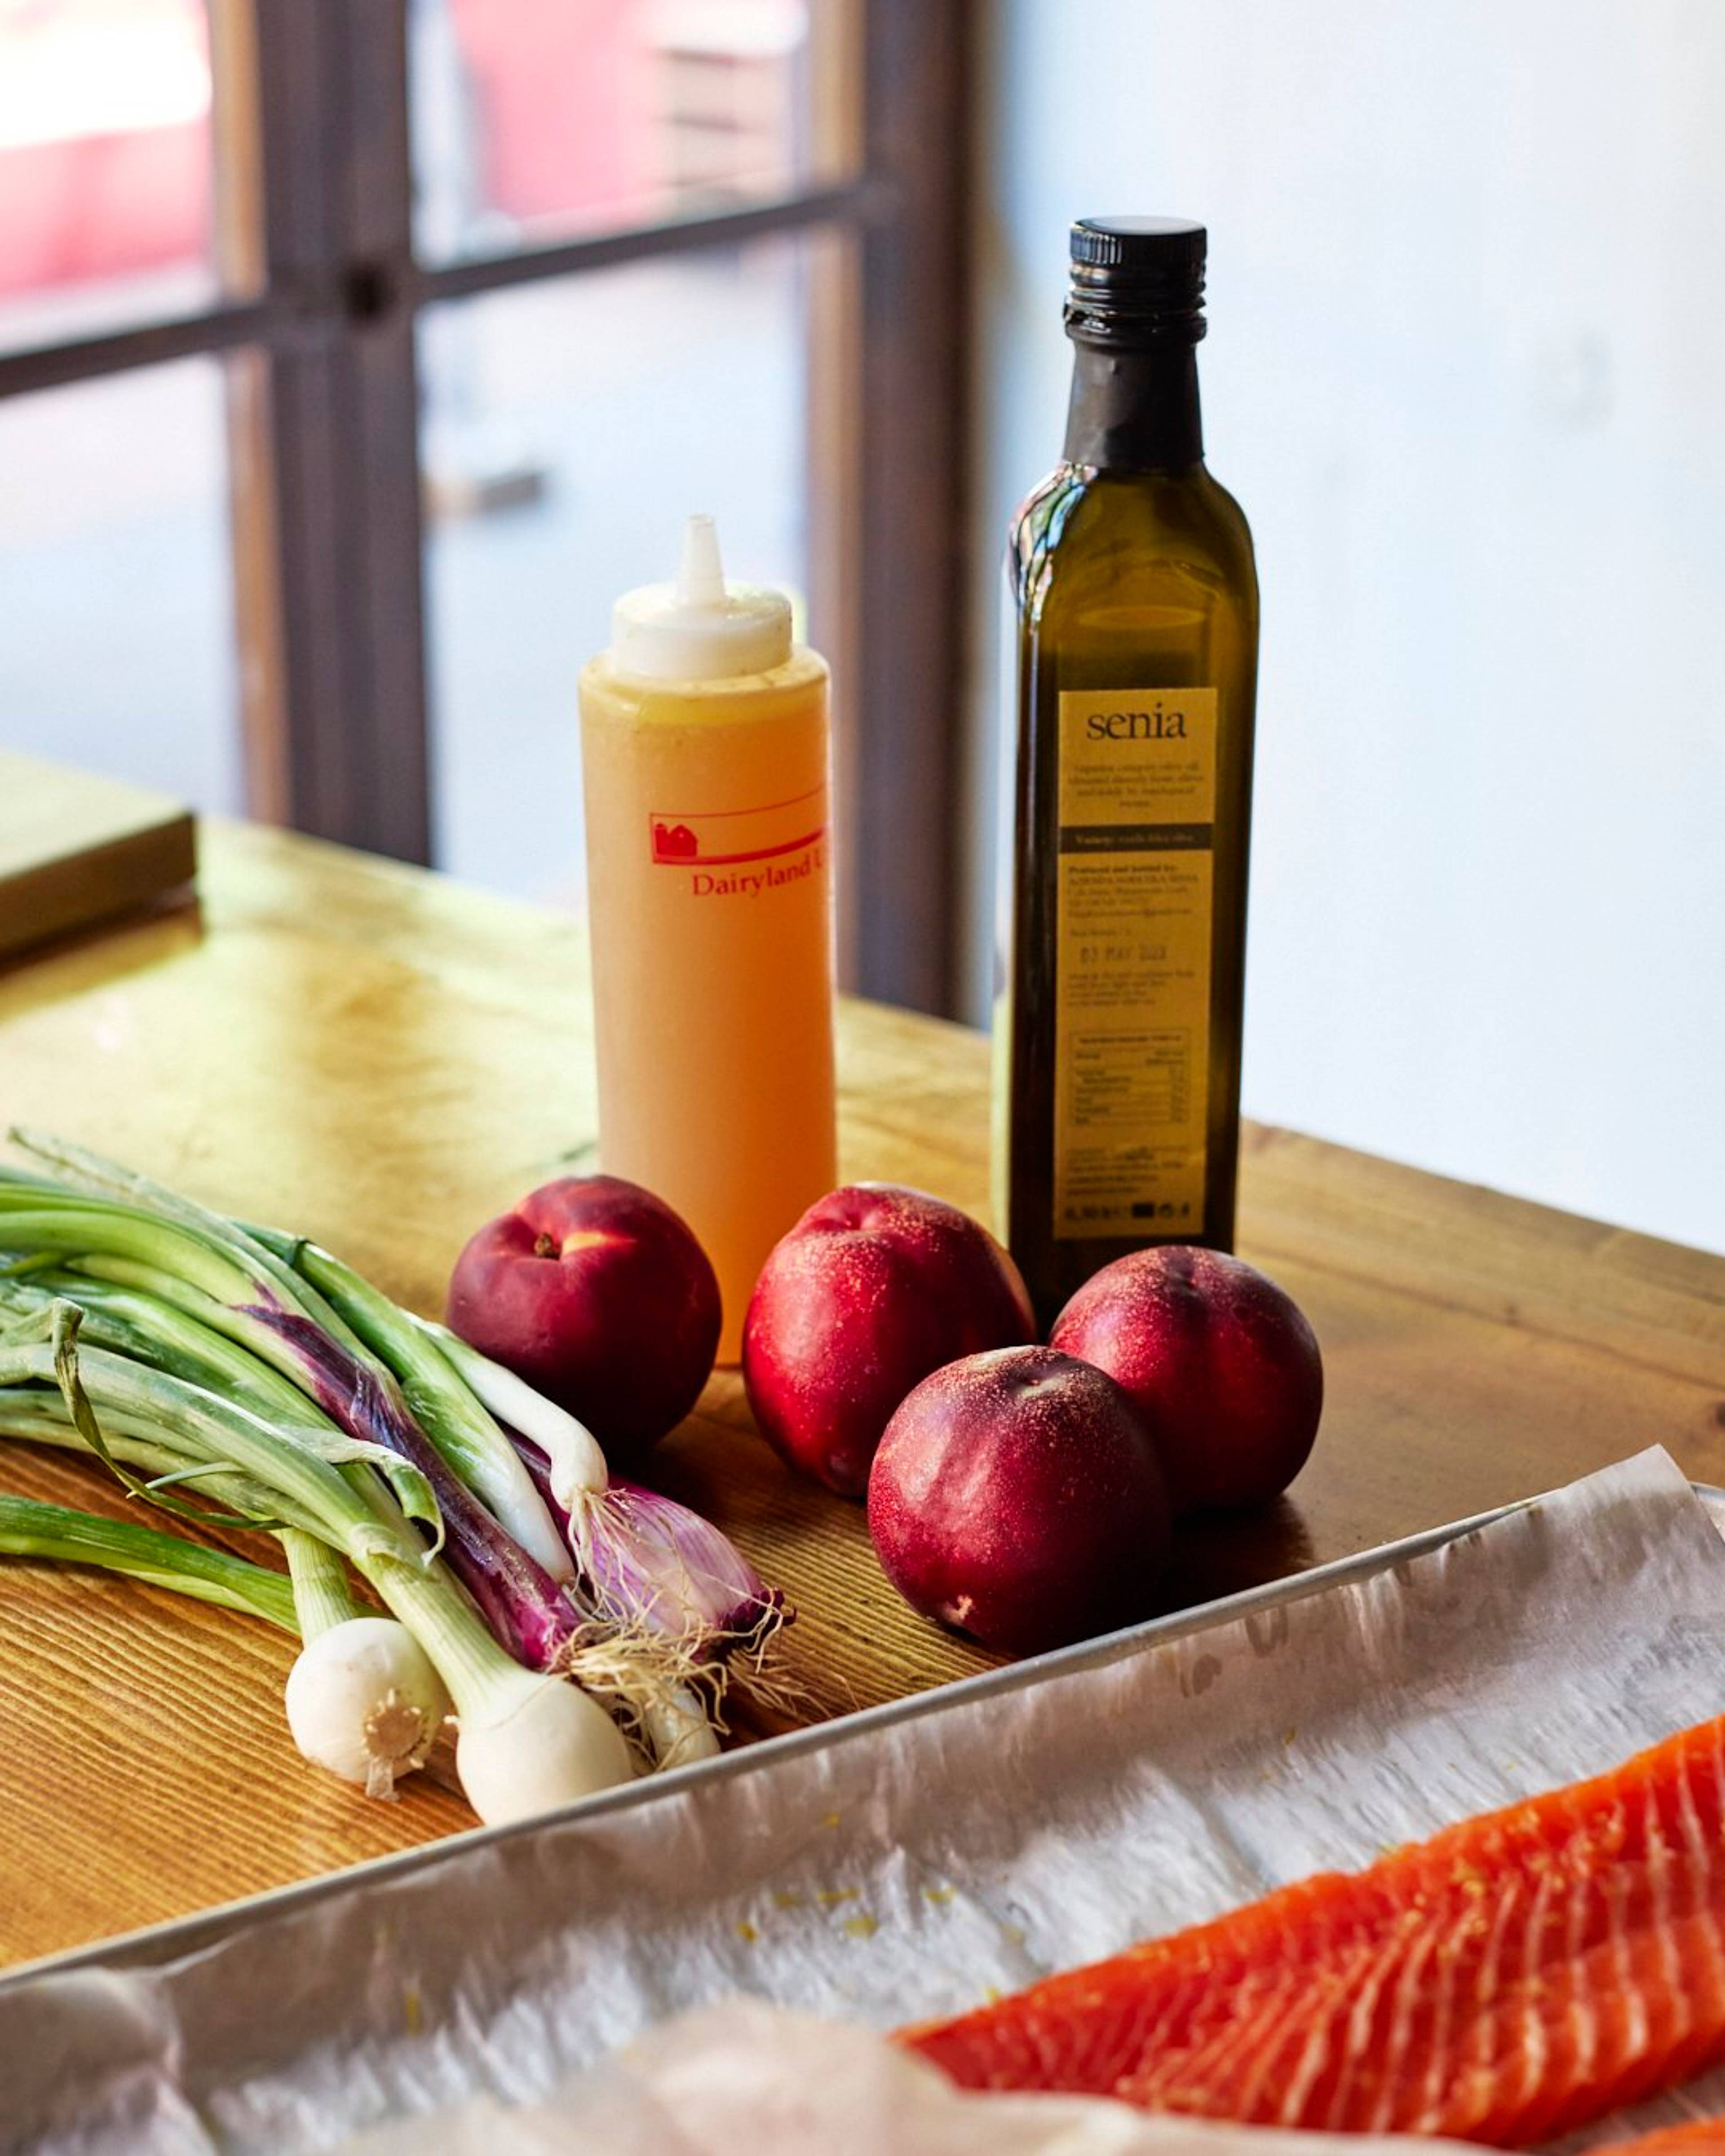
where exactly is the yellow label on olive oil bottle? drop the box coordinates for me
[1053,687,1217,1241]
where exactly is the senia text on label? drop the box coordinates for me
[1084,701,1189,742]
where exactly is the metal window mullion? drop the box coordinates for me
[241,0,430,862]
[268,343,360,831]
[344,308,432,860]
[851,0,973,1014]
[0,302,299,401]
[410,181,883,304]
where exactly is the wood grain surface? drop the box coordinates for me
[0,819,1721,1974]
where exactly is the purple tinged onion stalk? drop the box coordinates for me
[418,1317,788,1662]
[512,1433,787,1660]
[242,1303,583,1671]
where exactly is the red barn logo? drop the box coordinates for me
[651,821,700,862]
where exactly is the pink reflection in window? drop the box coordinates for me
[0,0,212,297]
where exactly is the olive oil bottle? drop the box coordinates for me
[995,217,1259,1325]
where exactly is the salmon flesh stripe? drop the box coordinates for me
[900,1716,1725,2143]
[1591,2122,1725,2156]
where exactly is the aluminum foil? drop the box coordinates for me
[5,1447,1725,2155]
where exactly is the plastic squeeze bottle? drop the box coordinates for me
[579,516,838,1361]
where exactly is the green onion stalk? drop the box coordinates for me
[0,1145,584,1671]
[0,1304,631,1822]
[277,1528,453,1797]
[0,1471,458,1797]
[0,1388,449,1794]
[0,1490,300,1629]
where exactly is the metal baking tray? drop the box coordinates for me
[3,1469,1722,2153]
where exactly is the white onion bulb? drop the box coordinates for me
[455,1674,635,1826]
[284,1616,451,1798]
[641,1685,723,1771]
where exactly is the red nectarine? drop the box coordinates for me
[742,1183,1036,1497]
[866,1345,1171,1655]
[447,1175,721,1464]
[1050,1246,1322,1514]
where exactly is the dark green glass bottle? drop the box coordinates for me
[995,217,1260,1327]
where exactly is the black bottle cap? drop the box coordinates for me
[1066,216,1207,346]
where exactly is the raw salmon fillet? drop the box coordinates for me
[902,1716,1725,2143]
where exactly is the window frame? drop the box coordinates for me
[0,0,973,1014]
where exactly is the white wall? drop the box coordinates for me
[969,0,1725,1254]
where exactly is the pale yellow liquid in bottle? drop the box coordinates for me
[579,649,837,1360]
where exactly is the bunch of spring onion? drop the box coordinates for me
[0,1132,789,1825]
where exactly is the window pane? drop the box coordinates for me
[0,358,239,813]
[422,239,810,902]
[411,0,854,265]
[0,0,224,354]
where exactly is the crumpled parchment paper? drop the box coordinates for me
[341,1998,1493,2156]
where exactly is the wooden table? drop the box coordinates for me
[0,819,1721,1975]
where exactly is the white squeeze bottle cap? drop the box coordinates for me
[610,514,793,681]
